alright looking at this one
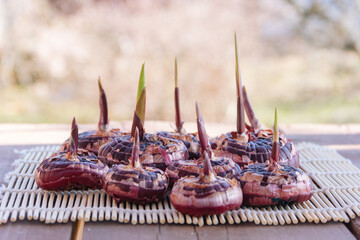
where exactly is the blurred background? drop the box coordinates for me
[0,0,359,127]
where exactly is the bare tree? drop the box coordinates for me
[286,0,360,53]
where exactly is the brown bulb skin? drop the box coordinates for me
[236,163,313,206]
[35,149,108,191]
[170,177,243,217]
[211,129,299,168]
[61,129,123,155]
[98,133,187,171]
[104,164,169,204]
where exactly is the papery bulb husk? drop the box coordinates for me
[98,133,187,171]
[211,129,299,169]
[103,127,169,204]
[170,176,243,217]
[35,149,108,191]
[166,156,241,187]
[236,163,313,206]
[103,164,169,204]
[156,131,201,160]
[60,129,123,155]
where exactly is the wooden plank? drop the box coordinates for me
[82,223,159,240]
[346,218,360,239]
[226,223,356,240]
[159,225,197,240]
[0,221,72,240]
[194,225,228,240]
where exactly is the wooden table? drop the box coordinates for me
[0,122,359,240]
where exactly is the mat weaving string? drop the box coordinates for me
[0,143,359,226]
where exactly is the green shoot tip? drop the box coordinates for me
[273,107,279,143]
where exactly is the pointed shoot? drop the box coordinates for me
[137,63,146,102]
[243,86,261,131]
[98,77,109,133]
[200,151,216,183]
[174,57,184,133]
[68,117,78,157]
[175,57,178,88]
[273,107,279,143]
[234,33,246,135]
[130,128,142,168]
[131,63,146,138]
[196,102,211,153]
[269,108,279,171]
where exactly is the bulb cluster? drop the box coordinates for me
[35,34,313,216]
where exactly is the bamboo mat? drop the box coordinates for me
[0,143,359,226]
